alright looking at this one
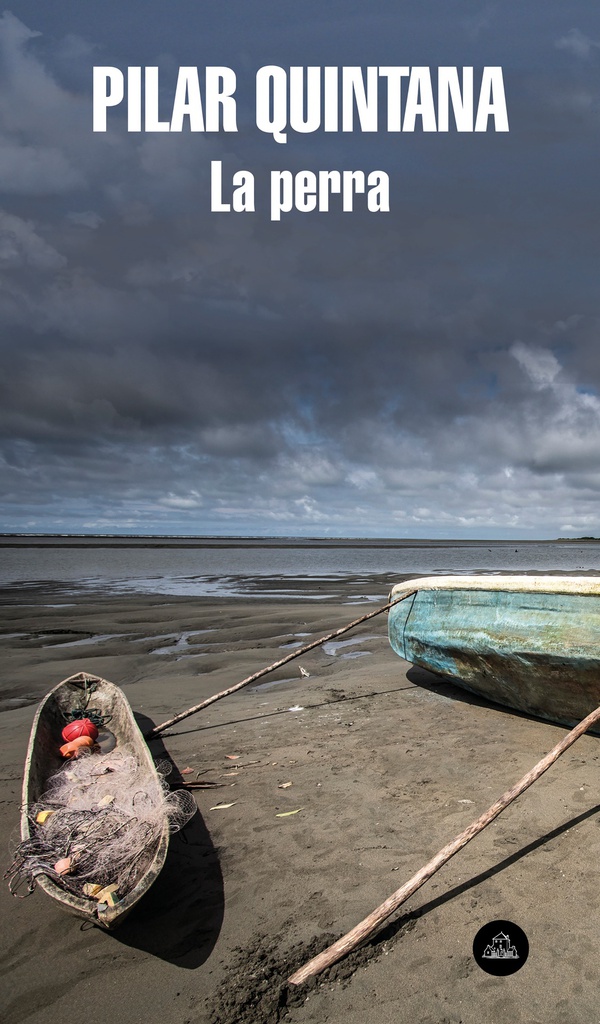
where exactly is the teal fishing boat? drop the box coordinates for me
[388,575,600,732]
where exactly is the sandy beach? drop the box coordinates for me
[1,585,599,1024]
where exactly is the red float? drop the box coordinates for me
[61,719,99,743]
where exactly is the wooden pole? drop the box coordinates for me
[288,702,600,986]
[144,590,417,739]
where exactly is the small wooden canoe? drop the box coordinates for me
[20,672,169,929]
[388,575,600,733]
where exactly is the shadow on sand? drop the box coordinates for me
[406,664,575,731]
[102,711,224,969]
[371,802,600,950]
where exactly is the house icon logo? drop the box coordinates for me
[482,931,519,960]
[473,920,529,975]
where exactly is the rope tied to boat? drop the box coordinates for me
[61,678,112,728]
[145,588,418,739]
[62,708,112,728]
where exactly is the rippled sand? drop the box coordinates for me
[1,586,598,1024]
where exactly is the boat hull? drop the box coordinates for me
[21,672,169,929]
[388,576,600,733]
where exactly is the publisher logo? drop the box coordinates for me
[472,920,529,975]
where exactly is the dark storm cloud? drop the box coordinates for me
[1,4,600,536]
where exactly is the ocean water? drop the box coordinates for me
[1,538,599,601]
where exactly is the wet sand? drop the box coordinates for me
[1,585,599,1024]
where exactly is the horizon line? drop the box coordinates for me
[1,532,596,543]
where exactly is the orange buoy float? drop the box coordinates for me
[61,719,99,743]
[59,735,95,758]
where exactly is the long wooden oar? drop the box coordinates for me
[144,590,417,739]
[288,702,600,986]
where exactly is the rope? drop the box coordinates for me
[62,708,112,728]
[61,679,111,727]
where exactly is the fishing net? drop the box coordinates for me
[7,750,196,902]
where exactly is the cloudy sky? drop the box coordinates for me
[1,1,599,538]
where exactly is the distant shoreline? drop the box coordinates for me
[1,534,596,548]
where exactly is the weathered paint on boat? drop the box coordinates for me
[388,576,600,733]
[21,672,170,929]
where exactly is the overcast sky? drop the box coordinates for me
[1,2,599,538]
